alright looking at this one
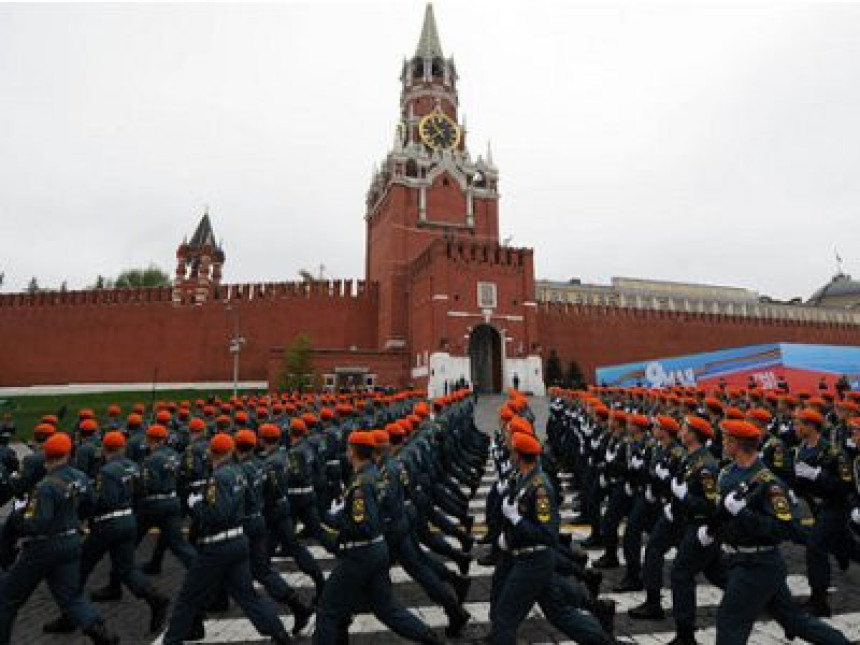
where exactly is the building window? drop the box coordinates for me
[477,282,498,309]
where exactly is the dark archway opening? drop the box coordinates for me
[469,324,502,394]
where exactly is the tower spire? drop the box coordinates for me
[415,3,443,58]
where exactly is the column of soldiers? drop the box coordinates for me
[0,389,487,644]
[543,384,860,645]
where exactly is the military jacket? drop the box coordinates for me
[20,464,93,539]
[93,457,139,516]
[192,461,247,537]
[503,465,559,551]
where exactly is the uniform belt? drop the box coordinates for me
[189,480,206,488]
[326,460,341,466]
[201,527,244,544]
[288,486,314,495]
[94,509,133,523]
[22,528,77,544]
[342,535,384,550]
[512,545,549,556]
[727,545,777,554]
[145,493,177,501]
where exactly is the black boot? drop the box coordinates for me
[591,599,616,637]
[141,560,162,575]
[460,533,475,553]
[188,615,206,641]
[628,598,665,620]
[420,630,445,645]
[147,593,170,633]
[43,613,76,634]
[455,552,471,576]
[286,595,314,636]
[591,552,620,569]
[667,625,698,645]
[477,547,499,567]
[91,584,122,602]
[582,568,603,599]
[452,574,471,605]
[270,632,292,644]
[445,606,471,637]
[84,621,120,645]
[804,588,832,618]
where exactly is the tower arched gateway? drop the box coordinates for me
[468,324,502,394]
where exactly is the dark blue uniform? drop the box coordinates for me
[0,464,112,644]
[163,460,290,644]
[714,459,849,645]
[313,461,438,644]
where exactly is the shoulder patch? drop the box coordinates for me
[768,486,792,522]
[535,485,552,523]
[701,471,717,500]
[352,488,366,523]
[206,480,217,504]
[838,455,852,482]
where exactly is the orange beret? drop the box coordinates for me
[704,397,723,411]
[784,395,799,406]
[290,418,308,434]
[348,431,376,447]
[146,424,168,440]
[611,410,628,422]
[721,419,761,440]
[846,416,860,430]
[126,414,143,427]
[499,407,514,422]
[684,415,714,438]
[808,397,826,409]
[372,429,390,445]
[78,408,95,420]
[839,401,860,413]
[413,403,431,418]
[747,408,772,423]
[235,429,257,447]
[203,405,216,416]
[301,413,318,427]
[107,405,122,415]
[511,432,542,456]
[156,410,172,423]
[796,408,825,427]
[34,423,57,439]
[216,415,232,426]
[408,414,422,427]
[43,432,72,458]
[386,422,406,437]
[508,416,533,436]
[132,403,145,414]
[656,415,680,435]
[102,432,126,449]
[724,407,746,420]
[210,432,235,455]
[629,413,651,429]
[189,417,206,432]
[320,408,334,421]
[259,424,281,440]
[594,405,610,419]
[79,419,99,434]
[235,411,248,423]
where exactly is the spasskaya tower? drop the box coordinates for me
[365,4,544,396]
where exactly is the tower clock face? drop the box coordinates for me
[418,112,461,150]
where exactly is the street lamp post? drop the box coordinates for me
[226,303,246,398]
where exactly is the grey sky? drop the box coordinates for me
[1,1,858,300]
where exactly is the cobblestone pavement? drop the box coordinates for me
[6,395,860,644]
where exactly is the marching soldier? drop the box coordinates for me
[161,433,293,644]
[43,431,170,636]
[0,433,120,645]
[793,408,855,616]
[314,430,442,644]
[233,429,313,634]
[709,419,850,645]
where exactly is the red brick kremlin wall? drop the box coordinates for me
[538,303,860,381]
[0,281,380,387]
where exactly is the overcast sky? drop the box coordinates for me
[1,1,859,300]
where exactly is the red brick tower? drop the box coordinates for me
[366,3,500,350]
[366,4,544,395]
[173,209,225,305]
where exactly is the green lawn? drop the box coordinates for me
[0,388,264,441]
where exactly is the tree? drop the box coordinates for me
[545,349,563,386]
[26,277,39,293]
[114,264,170,288]
[277,333,315,391]
[565,360,586,389]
